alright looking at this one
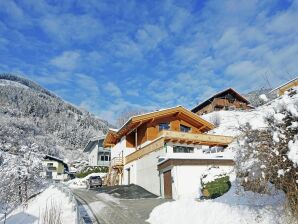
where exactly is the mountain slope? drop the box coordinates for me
[0,74,109,162]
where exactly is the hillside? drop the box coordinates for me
[0,74,112,212]
[0,74,110,162]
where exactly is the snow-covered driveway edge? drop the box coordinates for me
[0,186,77,224]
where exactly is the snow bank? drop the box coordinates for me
[1,186,76,224]
[203,87,298,137]
[288,139,298,166]
[148,181,288,224]
[147,199,287,224]
[66,172,106,189]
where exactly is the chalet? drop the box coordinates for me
[270,77,298,96]
[103,106,234,199]
[41,155,69,181]
[83,136,110,167]
[191,88,252,115]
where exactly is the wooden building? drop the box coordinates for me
[270,77,298,96]
[104,106,234,199]
[191,88,252,115]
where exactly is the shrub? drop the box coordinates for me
[202,176,231,199]
[76,166,108,178]
[236,103,298,217]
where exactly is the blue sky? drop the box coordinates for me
[0,0,298,124]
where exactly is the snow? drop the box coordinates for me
[203,87,298,137]
[147,88,298,224]
[259,94,268,102]
[66,172,107,189]
[201,167,233,184]
[147,181,289,224]
[0,79,29,89]
[288,139,298,166]
[97,193,120,204]
[0,186,76,224]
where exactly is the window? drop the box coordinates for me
[180,124,191,133]
[159,123,170,131]
[47,166,56,171]
[100,153,110,161]
[173,146,194,153]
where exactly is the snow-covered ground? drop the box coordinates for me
[148,176,291,224]
[0,186,76,224]
[66,172,107,189]
[203,88,298,165]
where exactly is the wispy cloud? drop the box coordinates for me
[50,51,81,71]
[104,82,122,97]
[1,0,298,123]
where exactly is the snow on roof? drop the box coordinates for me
[270,76,298,92]
[83,135,106,152]
[44,155,68,167]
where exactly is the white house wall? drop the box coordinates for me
[168,165,233,200]
[123,148,166,196]
[89,144,99,166]
[111,137,136,159]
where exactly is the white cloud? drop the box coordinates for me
[41,14,104,43]
[104,82,122,97]
[50,51,81,70]
[136,24,167,50]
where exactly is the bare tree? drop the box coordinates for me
[116,109,148,128]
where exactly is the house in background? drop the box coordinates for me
[83,136,110,167]
[41,155,69,181]
[104,106,234,199]
[270,77,298,96]
[191,88,252,115]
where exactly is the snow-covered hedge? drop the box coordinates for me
[236,88,298,216]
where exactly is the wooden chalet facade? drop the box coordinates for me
[191,88,252,115]
[104,106,234,199]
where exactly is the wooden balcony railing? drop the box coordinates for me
[110,157,124,168]
[158,130,233,146]
[125,138,165,165]
[124,131,234,165]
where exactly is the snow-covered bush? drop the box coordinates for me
[209,113,221,127]
[201,167,232,199]
[236,90,298,216]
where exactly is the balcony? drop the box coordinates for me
[125,130,234,165]
[110,157,124,168]
[158,130,234,146]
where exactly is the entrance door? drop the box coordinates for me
[163,170,172,199]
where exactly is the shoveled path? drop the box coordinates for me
[72,185,168,224]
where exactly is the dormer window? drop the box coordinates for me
[159,123,170,131]
[180,124,191,133]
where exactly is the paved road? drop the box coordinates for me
[72,188,168,224]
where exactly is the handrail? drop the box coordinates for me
[110,157,124,167]
[158,130,233,145]
[125,138,165,164]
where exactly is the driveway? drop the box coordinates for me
[72,185,168,224]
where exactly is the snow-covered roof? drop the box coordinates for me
[83,135,106,152]
[44,155,68,168]
[270,76,298,92]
